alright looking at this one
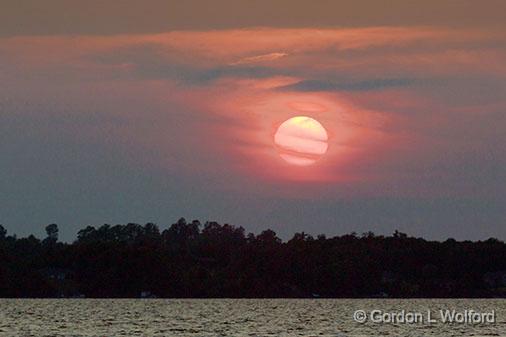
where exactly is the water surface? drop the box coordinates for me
[0,299,504,336]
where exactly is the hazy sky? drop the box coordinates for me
[1,1,505,241]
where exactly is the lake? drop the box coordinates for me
[0,299,504,336]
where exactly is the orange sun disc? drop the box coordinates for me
[274,116,329,166]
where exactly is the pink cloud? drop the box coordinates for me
[1,26,505,199]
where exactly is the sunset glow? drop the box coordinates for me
[1,3,505,240]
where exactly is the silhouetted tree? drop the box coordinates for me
[76,225,97,243]
[43,224,58,245]
[0,225,6,240]
[0,220,505,298]
[162,218,200,247]
[256,229,281,245]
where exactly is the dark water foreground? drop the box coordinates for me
[0,299,505,336]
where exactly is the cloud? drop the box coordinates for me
[3,27,504,85]
[278,78,416,92]
[136,65,283,84]
[2,1,506,37]
[1,25,506,240]
[230,52,288,65]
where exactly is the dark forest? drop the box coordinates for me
[1,219,505,298]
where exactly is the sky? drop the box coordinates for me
[1,1,506,241]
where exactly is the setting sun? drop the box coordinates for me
[274,116,329,166]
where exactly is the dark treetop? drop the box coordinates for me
[0,219,505,298]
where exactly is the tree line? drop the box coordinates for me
[0,219,505,298]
